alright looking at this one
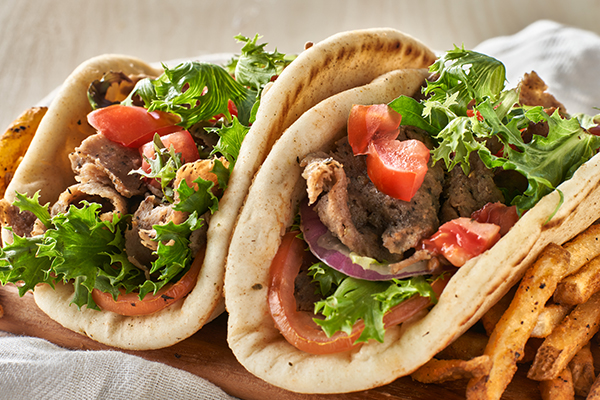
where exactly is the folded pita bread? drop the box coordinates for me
[3,28,435,350]
[224,66,600,393]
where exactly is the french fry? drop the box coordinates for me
[481,286,516,336]
[531,304,573,338]
[528,291,600,381]
[588,370,600,400]
[410,355,492,384]
[590,335,600,375]
[562,224,600,277]
[538,366,574,400]
[0,106,47,197]
[568,342,595,397]
[0,303,3,319]
[554,255,600,306]
[436,329,488,361]
[466,243,571,400]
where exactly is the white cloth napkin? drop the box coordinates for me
[474,19,600,115]
[0,331,236,400]
[2,18,600,400]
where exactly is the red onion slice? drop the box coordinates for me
[300,201,438,281]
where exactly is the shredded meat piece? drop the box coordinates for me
[51,183,128,223]
[518,71,567,114]
[69,133,145,198]
[0,198,37,238]
[124,195,208,268]
[173,157,229,201]
[439,153,505,223]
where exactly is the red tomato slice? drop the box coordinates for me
[87,105,182,148]
[268,232,448,355]
[366,139,430,202]
[140,130,201,173]
[471,202,519,236]
[91,246,204,316]
[421,218,501,267]
[348,104,402,155]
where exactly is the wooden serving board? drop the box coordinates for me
[0,284,541,400]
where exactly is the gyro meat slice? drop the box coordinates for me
[51,182,127,223]
[69,133,145,197]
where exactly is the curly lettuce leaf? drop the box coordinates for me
[12,191,51,228]
[35,202,130,309]
[207,116,250,168]
[124,61,256,128]
[174,177,219,215]
[137,211,203,299]
[0,234,53,296]
[230,34,294,91]
[309,263,436,343]
[425,46,506,116]
[130,134,183,202]
[477,104,600,211]
[211,159,230,190]
[388,95,444,136]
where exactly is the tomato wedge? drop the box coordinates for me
[268,232,448,355]
[87,105,182,148]
[348,104,402,155]
[91,246,204,316]
[421,218,501,267]
[139,129,201,173]
[471,202,519,236]
[366,139,430,202]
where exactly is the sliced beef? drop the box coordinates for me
[51,182,128,222]
[439,152,505,223]
[125,195,208,268]
[518,71,566,114]
[69,133,145,198]
[302,138,444,262]
[0,198,38,238]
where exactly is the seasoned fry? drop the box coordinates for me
[410,356,492,384]
[568,342,595,397]
[0,303,3,319]
[481,286,516,336]
[436,329,488,361]
[0,106,47,196]
[554,255,600,306]
[562,224,600,276]
[528,291,600,381]
[590,335,600,375]
[588,370,600,399]
[466,243,571,400]
[531,304,573,338]
[538,366,574,400]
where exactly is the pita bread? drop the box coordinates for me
[224,64,600,393]
[5,28,435,351]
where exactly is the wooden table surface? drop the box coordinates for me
[0,284,544,400]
